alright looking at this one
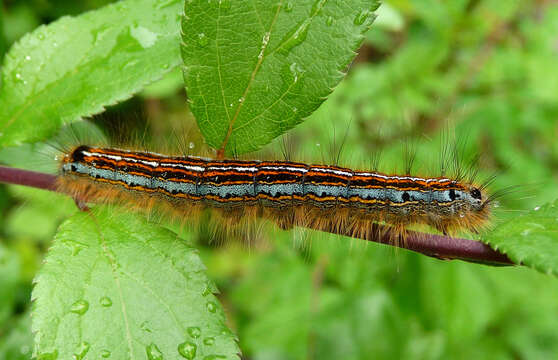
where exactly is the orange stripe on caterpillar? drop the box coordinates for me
[57,145,493,235]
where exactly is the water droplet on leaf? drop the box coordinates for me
[146,343,163,360]
[206,301,217,313]
[187,326,201,338]
[197,33,208,47]
[219,0,231,10]
[354,10,372,25]
[277,19,310,55]
[284,2,293,12]
[203,337,215,346]
[326,16,334,26]
[73,341,90,360]
[37,350,58,360]
[70,300,89,315]
[100,296,112,307]
[201,282,212,296]
[178,342,197,359]
[311,0,327,15]
[101,349,111,358]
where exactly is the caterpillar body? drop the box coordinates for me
[57,145,492,237]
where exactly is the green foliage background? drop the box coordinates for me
[1,0,558,359]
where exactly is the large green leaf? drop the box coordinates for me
[32,206,239,359]
[0,0,182,149]
[181,0,380,155]
[482,200,558,275]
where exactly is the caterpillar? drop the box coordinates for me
[56,144,493,239]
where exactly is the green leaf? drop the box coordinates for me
[181,0,380,155]
[32,206,239,359]
[0,0,183,149]
[483,200,558,276]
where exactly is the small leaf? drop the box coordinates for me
[0,0,183,148]
[181,0,380,155]
[483,200,558,276]
[32,206,239,359]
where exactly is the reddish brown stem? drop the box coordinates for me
[0,166,58,191]
[0,165,513,265]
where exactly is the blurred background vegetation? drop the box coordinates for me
[2,0,558,359]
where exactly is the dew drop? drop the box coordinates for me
[277,20,310,54]
[178,341,197,359]
[15,73,23,81]
[326,16,334,26]
[280,62,304,88]
[203,337,215,346]
[197,33,208,47]
[37,33,45,40]
[70,299,89,315]
[258,32,271,59]
[146,343,163,360]
[316,143,321,147]
[229,103,233,107]
[534,206,541,211]
[187,326,201,338]
[354,10,372,25]
[100,296,112,307]
[201,282,212,296]
[206,301,217,313]
[284,2,293,12]
[238,97,244,103]
[292,107,297,113]
[219,0,231,10]
[25,55,31,61]
[189,142,195,149]
[311,0,327,15]
[37,350,58,360]
[73,341,90,360]
[101,349,111,358]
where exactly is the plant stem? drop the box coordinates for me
[0,165,513,265]
[0,166,58,191]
